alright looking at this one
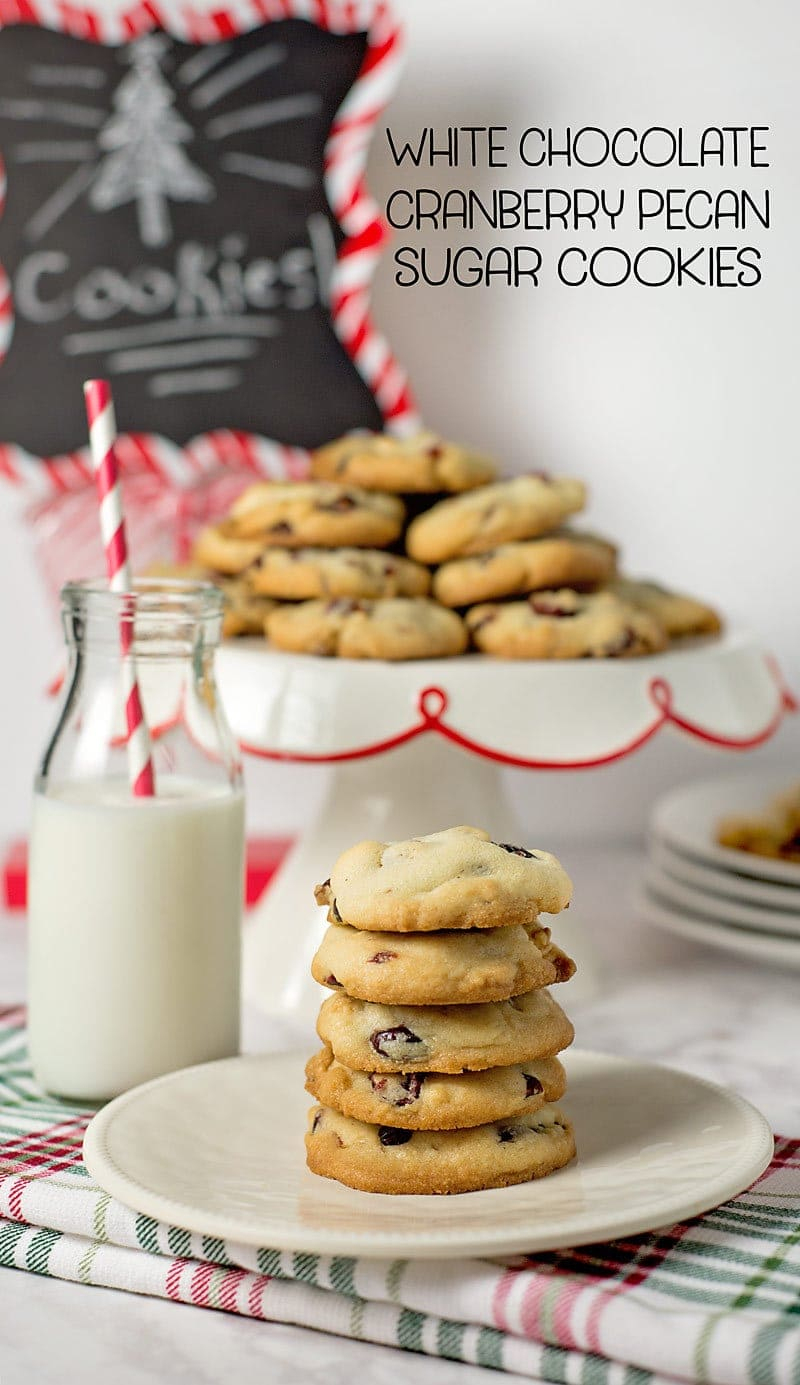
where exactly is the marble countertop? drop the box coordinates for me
[1,840,797,1385]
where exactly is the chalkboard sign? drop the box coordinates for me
[0,6,415,467]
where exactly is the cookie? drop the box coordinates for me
[717,784,800,863]
[406,474,586,564]
[216,578,276,638]
[229,482,405,548]
[248,547,430,601]
[608,578,722,639]
[311,430,496,494]
[316,988,574,1074]
[467,589,668,659]
[305,1047,567,1131]
[315,826,572,932]
[265,597,467,660]
[433,532,617,608]
[192,521,267,575]
[312,922,574,1005]
[305,1102,575,1194]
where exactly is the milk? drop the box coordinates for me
[28,779,244,1100]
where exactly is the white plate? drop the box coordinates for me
[638,886,800,971]
[652,769,800,886]
[643,865,800,938]
[83,1049,772,1260]
[648,838,800,911]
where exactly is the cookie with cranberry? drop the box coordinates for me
[305,1047,567,1131]
[316,988,574,1074]
[467,589,667,659]
[192,522,268,575]
[315,826,571,932]
[229,482,405,548]
[406,474,586,564]
[311,430,496,494]
[607,578,722,639]
[434,532,617,608]
[305,1102,575,1194]
[312,922,574,1005]
[248,547,430,601]
[265,597,466,660]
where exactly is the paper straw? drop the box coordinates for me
[83,379,155,797]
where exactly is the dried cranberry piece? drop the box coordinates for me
[529,595,578,618]
[324,974,342,988]
[398,1072,424,1102]
[378,1126,413,1146]
[493,842,539,859]
[368,950,398,964]
[524,1073,544,1098]
[370,1072,425,1107]
[497,1123,525,1143]
[370,1025,425,1059]
[318,495,357,513]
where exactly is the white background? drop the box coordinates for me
[0,0,798,841]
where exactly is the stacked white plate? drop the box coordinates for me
[640,769,800,970]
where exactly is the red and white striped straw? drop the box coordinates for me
[83,379,155,798]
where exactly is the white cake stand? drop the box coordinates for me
[216,631,794,1018]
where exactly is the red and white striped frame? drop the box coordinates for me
[0,0,419,500]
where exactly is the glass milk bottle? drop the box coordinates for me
[28,579,245,1100]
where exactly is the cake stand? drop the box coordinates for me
[215,631,794,1018]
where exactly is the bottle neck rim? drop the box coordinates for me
[61,577,224,655]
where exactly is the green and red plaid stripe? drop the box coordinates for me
[0,1007,798,1384]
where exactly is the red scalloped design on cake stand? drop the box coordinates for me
[239,657,796,770]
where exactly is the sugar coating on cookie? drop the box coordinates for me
[311,429,497,494]
[312,922,574,1005]
[248,547,431,601]
[316,988,575,1074]
[433,531,617,608]
[607,577,722,639]
[266,597,467,660]
[315,826,572,931]
[406,474,587,564]
[305,1102,576,1194]
[228,481,405,548]
[467,588,668,659]
[305,1047,567,1131]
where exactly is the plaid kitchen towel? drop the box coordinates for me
[0,1007,798,1385]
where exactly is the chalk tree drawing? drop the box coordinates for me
[90,34,213,247]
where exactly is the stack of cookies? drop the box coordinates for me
[304,826,578,1195]
[185,427,721,660]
